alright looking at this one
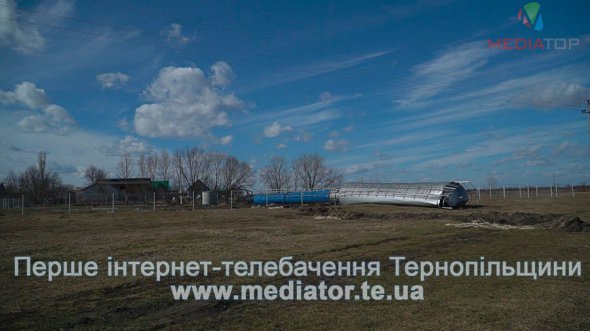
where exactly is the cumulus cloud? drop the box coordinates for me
[323,139,349,152]
[263,121,292,138]
[160,23,190,44]
[96,72,129,89]
[134,66,246,138]
[0,81,76,134]
[119,135,151,155]
[210,61,235,87]
[219,135,233,145]
[294,130,311,142]
[0,0,44,53]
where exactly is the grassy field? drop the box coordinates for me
[1,195,589,330]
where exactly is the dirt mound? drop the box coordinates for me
[548,217,590,232]
[457,211,560,226]
[298,206,590,232]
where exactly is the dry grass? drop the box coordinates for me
[1,194,589,330]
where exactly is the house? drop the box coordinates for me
[0,183,5,196]
[188,179,210,192]
[78,178,151,204]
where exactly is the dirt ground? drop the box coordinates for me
[1,194,589,330]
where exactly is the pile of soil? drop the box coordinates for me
[548,217,590,232]
[297,206,590,232]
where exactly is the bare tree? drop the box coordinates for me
[84,165,107,185]
[38,151,47,193]
[7,152,66,204]
[3,170,19,194]
[118,152,134,204]
[173,149,184,191]
[209,152,226,191]
[158,150,170,181]
[138,154,147,178]
[292,153,341,189]
[260,155,291,190]
[146,153,159,180]
[118,152,133,179]
[221,156,253,192]
[181,147,211,188]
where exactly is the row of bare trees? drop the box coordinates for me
[113,148,253,193]
[259,153,342,190]
[112,151,340,192]
[2,152,71,203]
[2,151,341,205]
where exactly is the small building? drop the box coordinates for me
[77,183,120,204]
[78,178,151,204]
[0,183,5,196]
[151,180,170,201]
[188,179,210,192]
[188,180,218,205]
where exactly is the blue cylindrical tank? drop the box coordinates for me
[253,190,331,205]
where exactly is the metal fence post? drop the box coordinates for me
[527,186,530,199]
[571,185,575,198]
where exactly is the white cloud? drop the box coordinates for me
[160,23,190,44]
[210,61,235,87]
[396,41,498,105]
[509,81,590,109]
[118,135,151,155]
[219,135,233,145]
[0,81,50,108]
[342,124,354,132]
[0,81,76,135]
[294,130,311,142]
[134,66,246,138]
[276,143,287,149]
[0,0,44,54]
[96,72,129,89]
[0,111,134,186]
[319,91,335,103]
[323,139,349,152]
[263,121,292,138]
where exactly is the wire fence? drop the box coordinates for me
[1,185,587,216]
[0,190,251,216]
[468,185,587,201]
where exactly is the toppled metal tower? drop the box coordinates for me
[335,182,469,208]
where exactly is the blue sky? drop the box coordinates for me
[1,0,589,188]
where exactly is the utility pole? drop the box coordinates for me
[583,99,590,149]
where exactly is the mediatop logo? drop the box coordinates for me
[517,2,543,31]
[487,2,580,51]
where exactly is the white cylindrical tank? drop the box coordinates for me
[202,191,210,206]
